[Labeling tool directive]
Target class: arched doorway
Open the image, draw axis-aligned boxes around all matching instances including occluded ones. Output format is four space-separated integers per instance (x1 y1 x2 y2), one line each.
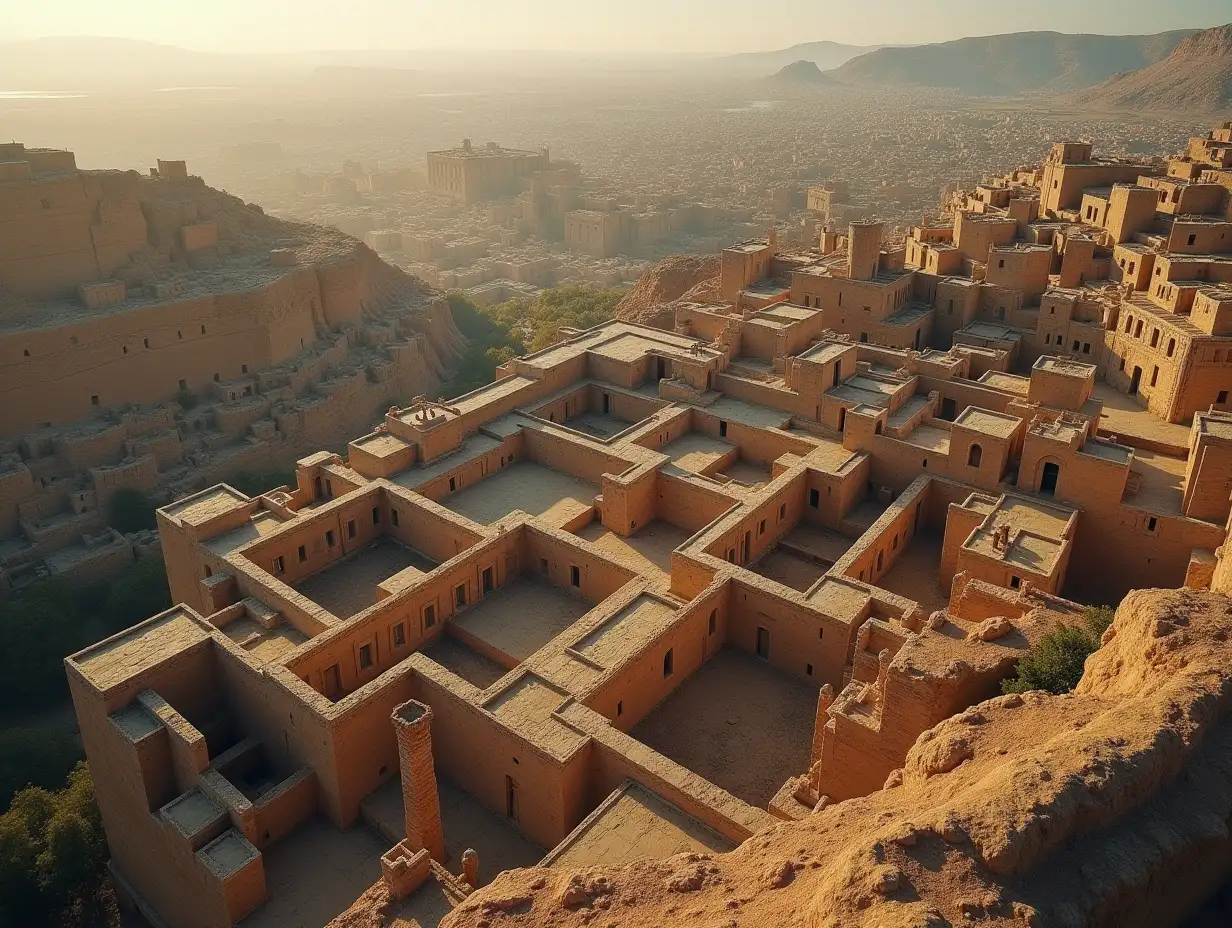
1039 461 1060 496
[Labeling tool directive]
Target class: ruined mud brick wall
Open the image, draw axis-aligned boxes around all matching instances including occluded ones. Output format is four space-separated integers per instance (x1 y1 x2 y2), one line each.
0 167 148 299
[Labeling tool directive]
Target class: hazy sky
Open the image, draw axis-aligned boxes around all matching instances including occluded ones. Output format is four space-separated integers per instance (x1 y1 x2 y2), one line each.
6 0 1231 54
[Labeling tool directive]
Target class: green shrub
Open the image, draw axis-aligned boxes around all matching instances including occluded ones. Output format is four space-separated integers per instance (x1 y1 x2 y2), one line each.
106 487 156 534
1001 605 1115 695
0 557 171 713
225 469 294 498
0 728 82 810
0 763 116 927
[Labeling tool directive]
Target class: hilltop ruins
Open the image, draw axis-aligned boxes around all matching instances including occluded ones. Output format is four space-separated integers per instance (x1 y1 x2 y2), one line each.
64 125 1232 927
0 144 462 590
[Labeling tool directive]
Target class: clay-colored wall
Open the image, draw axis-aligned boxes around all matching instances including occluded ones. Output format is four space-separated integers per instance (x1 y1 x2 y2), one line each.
0 270 320 435
729 578 847 689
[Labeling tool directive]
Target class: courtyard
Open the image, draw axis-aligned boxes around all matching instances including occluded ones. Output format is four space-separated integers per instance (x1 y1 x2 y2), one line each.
444 461 598 526
451 577 593 663
573 519 691 581
874 532 951 615
630 646 817 808
360 775 545 887
294 537 436 619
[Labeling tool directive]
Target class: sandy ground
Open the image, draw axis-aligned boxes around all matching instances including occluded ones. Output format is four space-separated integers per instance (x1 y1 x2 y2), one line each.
444 462 598 527
240 817 389 928
452 578 591 662
717 458 773 487
574 519 690 581
295 538 434 619
874 532 951 615
361 776 544 887
752 548 825 592
1092 382 1192 447
630 647 817 809
566 410 633 439
422 633 510 690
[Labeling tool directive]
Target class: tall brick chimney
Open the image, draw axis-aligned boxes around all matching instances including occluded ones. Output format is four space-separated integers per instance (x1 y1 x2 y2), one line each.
392 700 446 862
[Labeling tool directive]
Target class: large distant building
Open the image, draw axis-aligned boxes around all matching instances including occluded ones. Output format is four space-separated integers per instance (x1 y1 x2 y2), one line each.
426 140 550 204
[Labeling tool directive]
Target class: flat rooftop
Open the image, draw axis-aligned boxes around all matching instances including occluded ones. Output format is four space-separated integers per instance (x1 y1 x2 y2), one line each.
70 607 209 696
955 407 1021 439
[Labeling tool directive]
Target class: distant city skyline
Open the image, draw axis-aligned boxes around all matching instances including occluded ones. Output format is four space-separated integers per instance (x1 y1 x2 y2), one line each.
5 0 1231 55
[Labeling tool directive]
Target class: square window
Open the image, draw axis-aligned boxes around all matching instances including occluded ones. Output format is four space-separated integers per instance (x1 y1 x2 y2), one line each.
806 663 813 676
778 503 786 520
1010 576 1020 589
273 555 285 575
758 519 766 536
325 530 336 547
455 584 467 608
298 545 307 563
424 603 436 627
372 506 380 524
449 477 456 492
663 649 674 678
347 519 356 539
570 565 581 587
809 488 820 508
359 643 373 669
393 623 406 648
91 394 100 406
391 509 400 527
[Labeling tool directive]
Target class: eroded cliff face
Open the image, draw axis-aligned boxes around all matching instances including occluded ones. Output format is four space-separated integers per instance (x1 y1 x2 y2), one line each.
614 254 721 331
442 588 1232 928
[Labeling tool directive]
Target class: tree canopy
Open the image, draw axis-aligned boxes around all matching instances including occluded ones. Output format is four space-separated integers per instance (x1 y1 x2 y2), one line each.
439 287 622 398
1001 605 1115 695
0 763 116 928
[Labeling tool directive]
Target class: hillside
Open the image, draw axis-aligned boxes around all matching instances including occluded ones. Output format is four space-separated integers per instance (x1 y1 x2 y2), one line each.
831 28 1196 93
765 60 838 87
716 40 882 75
614 254 720 330
438 587 1232 928
1074 23 1232 112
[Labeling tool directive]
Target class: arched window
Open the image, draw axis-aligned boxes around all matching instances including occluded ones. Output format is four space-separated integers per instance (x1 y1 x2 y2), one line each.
968 444 983 467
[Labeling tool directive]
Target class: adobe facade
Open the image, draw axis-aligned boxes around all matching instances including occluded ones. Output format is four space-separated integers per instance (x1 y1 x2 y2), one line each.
67 131 1232 928
0 145 463 591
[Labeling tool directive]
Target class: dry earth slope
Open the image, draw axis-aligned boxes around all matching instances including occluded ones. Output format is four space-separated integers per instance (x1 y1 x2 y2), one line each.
614 254 720 331
1074 23 1232 113
442 587 1232 928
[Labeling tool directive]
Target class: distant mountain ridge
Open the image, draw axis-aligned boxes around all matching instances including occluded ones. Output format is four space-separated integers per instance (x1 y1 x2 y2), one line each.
829 29 1198 93
716 40 884 75
1073 23 1232 112
764 60 837 87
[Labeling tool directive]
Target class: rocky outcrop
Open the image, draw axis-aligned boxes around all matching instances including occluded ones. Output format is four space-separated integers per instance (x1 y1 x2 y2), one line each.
1074 23 1232 112
442 587 1232 928
615 254 720 331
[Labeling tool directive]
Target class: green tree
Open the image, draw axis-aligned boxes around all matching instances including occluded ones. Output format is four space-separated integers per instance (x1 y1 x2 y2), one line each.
0 764 116 928
225 469 295 498
0 728 83 810
0 556 172 712
106 488 156 534
1002 605 1116 695
100 556 171 637
0 578 83 709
